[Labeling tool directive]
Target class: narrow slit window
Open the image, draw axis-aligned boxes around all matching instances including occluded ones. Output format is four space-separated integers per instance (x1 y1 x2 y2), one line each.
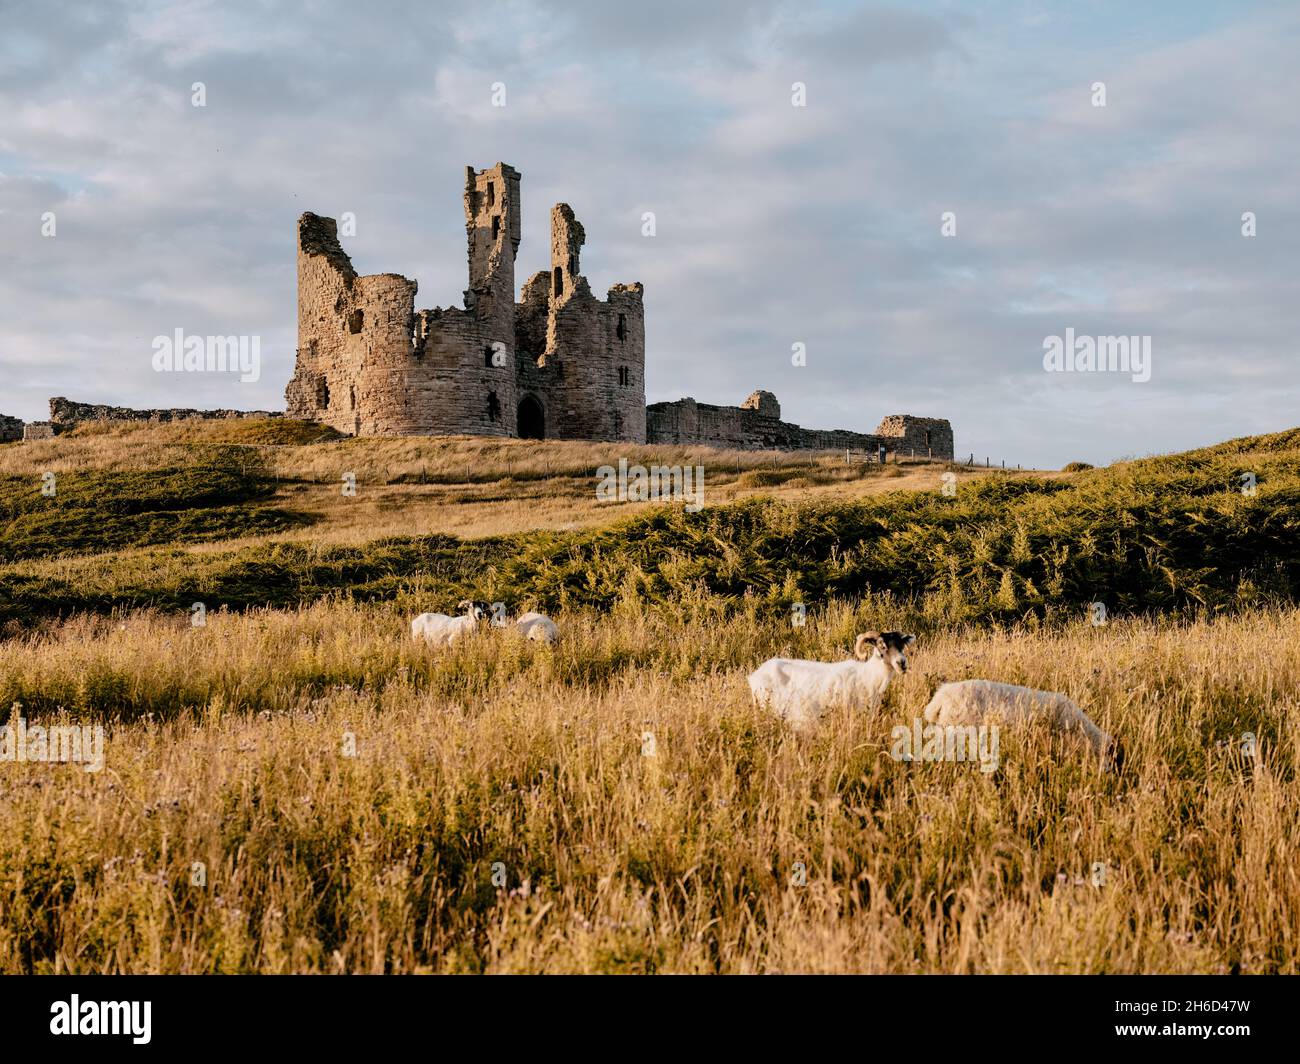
348 310 363 334
487 391 501 422
486 181 495 208
492 216 500 240
616 314 627 341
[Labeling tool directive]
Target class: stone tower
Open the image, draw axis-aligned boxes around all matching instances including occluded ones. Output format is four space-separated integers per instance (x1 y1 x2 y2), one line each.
286 162 647 443
535 203 647 442
286 212 421 436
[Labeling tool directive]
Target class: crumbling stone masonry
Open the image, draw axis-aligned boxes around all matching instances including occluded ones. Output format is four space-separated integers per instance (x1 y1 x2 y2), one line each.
0 414 24 443
285 162 647 442
48 397 280 427
646 391 954 460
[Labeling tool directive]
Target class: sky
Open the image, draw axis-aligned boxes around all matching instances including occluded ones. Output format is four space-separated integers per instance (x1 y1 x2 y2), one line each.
2 0 1298 468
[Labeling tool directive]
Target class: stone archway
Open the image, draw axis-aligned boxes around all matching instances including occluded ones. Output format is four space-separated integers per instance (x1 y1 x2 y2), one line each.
517 394 544 439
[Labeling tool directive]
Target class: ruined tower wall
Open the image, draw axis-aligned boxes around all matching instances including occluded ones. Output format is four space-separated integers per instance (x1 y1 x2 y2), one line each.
406 305 517 437
395 161 522 434
875 415 954 459
285 213 357 432
390 163 523 439
541 280 646 442
514 272 551 361
1 414 26 442
464 164 521 346
287 214 422 436
349 272 421 436
537 201 645 442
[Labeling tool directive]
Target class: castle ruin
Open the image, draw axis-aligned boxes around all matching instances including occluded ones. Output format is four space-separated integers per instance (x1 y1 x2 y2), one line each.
286 162 647 442
283 162 954 460
3 162 953 460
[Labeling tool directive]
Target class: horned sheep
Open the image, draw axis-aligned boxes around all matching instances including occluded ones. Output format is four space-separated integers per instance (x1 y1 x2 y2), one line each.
748 631 914 732
410 600 487 647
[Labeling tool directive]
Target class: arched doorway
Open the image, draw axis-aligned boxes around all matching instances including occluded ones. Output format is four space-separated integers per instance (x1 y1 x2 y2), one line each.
517 394 544 439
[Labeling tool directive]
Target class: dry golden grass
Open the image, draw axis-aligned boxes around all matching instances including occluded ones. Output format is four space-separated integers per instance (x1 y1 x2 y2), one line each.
0 418 1020 542
2 600 1296 973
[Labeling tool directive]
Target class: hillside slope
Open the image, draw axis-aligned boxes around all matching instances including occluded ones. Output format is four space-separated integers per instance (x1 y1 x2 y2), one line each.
1 421 1297 626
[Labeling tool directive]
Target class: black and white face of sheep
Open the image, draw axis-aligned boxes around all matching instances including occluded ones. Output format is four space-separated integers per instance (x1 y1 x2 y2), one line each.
854 631 916 673
457 599 489 623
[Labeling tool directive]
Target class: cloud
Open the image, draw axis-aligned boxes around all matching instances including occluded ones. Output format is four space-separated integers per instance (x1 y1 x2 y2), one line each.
1 0 1297 468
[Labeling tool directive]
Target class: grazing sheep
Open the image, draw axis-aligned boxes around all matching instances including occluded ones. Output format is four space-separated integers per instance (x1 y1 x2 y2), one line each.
922 680 1121 768
514 611 559 644
410 600 487 647
748 631 914 732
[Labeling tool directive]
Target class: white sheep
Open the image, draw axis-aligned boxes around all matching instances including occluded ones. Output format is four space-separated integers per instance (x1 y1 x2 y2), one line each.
514 611 559 644
922 680 1121 767
748 631 914 732
410 600 487 648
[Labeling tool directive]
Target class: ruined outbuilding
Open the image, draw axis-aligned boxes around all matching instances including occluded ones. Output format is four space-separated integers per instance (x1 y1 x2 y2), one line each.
648 391 953 458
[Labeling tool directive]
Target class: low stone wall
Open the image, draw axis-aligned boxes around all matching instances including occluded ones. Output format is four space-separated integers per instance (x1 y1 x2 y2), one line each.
645 390 954 458
23 422 57 441
49 396 282 427
646 396 888 453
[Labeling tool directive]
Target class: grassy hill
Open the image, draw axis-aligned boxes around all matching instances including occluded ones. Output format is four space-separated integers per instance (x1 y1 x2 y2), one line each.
1 420 1297 627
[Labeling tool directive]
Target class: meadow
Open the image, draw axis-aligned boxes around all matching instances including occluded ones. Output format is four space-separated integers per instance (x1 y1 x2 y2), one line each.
0 420 1297 973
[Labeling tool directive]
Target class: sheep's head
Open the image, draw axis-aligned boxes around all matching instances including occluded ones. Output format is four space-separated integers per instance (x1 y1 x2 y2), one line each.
457 599 489 622
854 631 916 673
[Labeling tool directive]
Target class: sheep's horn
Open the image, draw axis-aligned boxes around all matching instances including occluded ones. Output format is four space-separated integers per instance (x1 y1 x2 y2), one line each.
854 632 880 660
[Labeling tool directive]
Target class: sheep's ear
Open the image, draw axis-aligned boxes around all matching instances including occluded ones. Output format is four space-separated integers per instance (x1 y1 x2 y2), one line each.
902 634 916 647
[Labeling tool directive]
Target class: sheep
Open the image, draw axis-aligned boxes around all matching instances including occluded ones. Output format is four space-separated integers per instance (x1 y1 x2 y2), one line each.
748 631 914 732
922 680 1121 768
410 600 487 648
514 611 559 644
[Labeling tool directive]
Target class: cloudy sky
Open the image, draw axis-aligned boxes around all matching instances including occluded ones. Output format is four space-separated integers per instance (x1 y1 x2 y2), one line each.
3 0 1297 467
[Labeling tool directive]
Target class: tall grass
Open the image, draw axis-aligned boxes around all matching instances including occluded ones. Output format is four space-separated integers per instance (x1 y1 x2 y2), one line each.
1 602 1296 973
